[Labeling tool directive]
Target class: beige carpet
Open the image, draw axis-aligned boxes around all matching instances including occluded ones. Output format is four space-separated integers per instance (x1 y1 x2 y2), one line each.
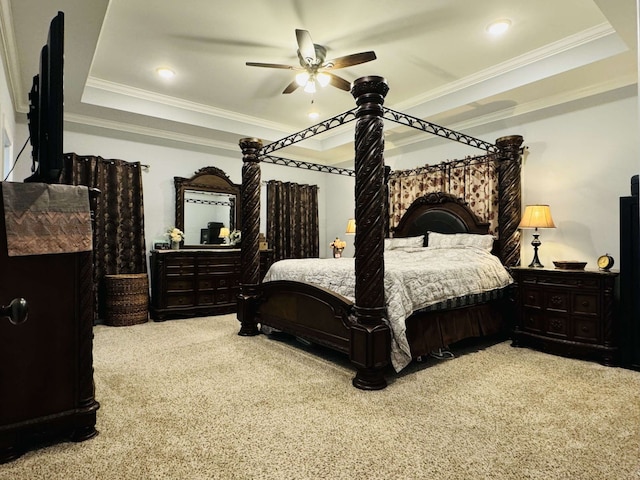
2 314 639 480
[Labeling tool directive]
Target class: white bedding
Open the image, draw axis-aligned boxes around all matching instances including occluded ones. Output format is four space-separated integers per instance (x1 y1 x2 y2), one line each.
262 246 513 371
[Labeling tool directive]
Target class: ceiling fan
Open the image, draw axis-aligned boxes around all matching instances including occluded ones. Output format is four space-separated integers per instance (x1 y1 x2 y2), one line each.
246 29 377 94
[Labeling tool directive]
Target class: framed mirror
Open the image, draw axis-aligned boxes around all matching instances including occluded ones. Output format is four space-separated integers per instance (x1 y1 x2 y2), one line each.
174 166 240 247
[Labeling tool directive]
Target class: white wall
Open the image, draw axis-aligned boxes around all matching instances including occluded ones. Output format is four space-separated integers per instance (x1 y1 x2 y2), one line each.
0 40 16 182
386 87 639 269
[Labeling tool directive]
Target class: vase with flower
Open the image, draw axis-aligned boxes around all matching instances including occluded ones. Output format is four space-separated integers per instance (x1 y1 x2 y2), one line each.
330 237 346 258
168 227 184 250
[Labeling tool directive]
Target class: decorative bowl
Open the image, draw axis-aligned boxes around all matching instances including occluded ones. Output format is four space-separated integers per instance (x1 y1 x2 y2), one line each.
553 260 587 270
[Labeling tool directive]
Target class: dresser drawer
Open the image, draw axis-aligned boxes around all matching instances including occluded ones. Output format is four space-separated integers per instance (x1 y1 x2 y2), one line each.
198 274 240 290
166 275 194 291
165 264 195 275
199 263 238 275
166 292 195 308
164 255 196 267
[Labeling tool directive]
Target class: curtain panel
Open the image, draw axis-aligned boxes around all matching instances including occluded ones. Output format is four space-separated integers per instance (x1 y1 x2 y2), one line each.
388 155 499 236
266 181 319 261
63 153 147 320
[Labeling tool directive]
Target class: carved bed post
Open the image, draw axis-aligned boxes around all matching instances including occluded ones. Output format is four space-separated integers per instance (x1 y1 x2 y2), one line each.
237 137 263 336
495 135 524 267
350 76 391 390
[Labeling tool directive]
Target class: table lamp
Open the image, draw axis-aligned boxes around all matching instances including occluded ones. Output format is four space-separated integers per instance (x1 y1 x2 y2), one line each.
345 218 356 235
218 227 230 244
518 205 556 268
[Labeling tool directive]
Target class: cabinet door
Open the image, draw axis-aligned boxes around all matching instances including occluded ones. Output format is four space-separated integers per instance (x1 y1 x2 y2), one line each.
0 253 79 425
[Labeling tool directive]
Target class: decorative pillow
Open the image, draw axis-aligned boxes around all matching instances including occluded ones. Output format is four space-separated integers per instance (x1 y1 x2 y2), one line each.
427 231 495 252
385 235 425 250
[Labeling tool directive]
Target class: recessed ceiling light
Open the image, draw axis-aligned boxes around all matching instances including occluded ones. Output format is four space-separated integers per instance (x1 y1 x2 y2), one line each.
156 67 175 79
486 19 511 36
308 100 319 120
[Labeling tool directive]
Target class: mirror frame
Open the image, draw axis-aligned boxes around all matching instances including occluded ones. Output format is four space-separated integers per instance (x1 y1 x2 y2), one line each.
174 166 241 248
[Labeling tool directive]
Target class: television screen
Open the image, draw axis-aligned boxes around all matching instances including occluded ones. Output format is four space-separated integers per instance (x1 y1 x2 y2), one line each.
25 11 64 184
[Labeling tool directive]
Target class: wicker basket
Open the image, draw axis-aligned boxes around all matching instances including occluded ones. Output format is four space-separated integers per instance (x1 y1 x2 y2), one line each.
104 273 149 326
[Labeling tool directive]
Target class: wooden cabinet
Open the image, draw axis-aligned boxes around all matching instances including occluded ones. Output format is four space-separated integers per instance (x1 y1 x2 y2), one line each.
150 249 273 320
511 267 619 365
0 186 99 463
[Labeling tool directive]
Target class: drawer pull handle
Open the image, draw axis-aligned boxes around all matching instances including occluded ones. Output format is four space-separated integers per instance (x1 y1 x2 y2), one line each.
581 300 590 307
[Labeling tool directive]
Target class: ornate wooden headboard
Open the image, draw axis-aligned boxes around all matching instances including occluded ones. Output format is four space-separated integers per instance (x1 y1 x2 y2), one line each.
392 192 490 241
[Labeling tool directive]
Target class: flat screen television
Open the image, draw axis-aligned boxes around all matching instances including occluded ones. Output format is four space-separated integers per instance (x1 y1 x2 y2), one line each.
24 11 64 184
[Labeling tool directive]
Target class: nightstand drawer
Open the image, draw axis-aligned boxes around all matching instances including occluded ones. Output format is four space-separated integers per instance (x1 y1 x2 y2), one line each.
545 291 569 312
522 309 544 333
522 287 542 308
573 294 598 315
546 314 568 338
573 317 599 342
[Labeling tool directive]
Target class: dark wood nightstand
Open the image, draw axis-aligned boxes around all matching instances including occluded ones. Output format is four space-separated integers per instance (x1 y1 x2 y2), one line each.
510 266 619 365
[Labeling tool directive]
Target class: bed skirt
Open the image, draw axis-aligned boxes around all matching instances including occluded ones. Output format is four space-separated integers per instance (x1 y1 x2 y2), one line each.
405 300 508 359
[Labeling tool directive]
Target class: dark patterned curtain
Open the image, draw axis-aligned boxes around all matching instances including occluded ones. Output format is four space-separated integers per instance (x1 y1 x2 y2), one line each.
266 181 319 261
388 154 499 235
62 153 147 320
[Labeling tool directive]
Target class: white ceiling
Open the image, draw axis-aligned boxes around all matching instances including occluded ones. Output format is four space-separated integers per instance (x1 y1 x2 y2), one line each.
1 0 637 165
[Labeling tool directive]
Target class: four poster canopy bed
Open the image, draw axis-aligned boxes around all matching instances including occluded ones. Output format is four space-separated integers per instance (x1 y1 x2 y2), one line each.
237 76 524 390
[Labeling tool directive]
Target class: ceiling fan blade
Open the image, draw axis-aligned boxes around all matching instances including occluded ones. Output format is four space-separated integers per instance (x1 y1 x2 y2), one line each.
282 80 300 94
323 51 377 70
295 29 316 65
326 73 351 91
246 62 296 70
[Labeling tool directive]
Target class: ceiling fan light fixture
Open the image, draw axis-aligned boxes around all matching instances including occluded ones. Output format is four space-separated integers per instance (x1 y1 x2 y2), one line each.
316 72 330 87
486 19 511 35
304 80 316 93
295 72 310 87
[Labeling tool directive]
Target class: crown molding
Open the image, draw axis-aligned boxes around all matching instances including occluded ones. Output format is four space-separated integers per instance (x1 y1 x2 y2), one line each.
394 23 621 111
84 76 297 133
64 112 239 153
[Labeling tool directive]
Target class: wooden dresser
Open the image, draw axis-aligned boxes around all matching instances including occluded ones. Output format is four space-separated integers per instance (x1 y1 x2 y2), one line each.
511 267 619 365
150 249 273 320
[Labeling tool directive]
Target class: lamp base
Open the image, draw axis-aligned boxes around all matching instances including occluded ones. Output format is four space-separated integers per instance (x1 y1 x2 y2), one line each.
528 234 544 268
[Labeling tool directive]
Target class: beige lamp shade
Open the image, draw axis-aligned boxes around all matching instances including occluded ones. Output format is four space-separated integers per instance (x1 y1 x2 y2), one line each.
518 205 556 229
218 227 230 238
345 218 356 234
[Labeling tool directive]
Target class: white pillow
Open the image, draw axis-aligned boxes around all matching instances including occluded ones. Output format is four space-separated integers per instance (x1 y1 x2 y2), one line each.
384 235 425 250
427 231 495 252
